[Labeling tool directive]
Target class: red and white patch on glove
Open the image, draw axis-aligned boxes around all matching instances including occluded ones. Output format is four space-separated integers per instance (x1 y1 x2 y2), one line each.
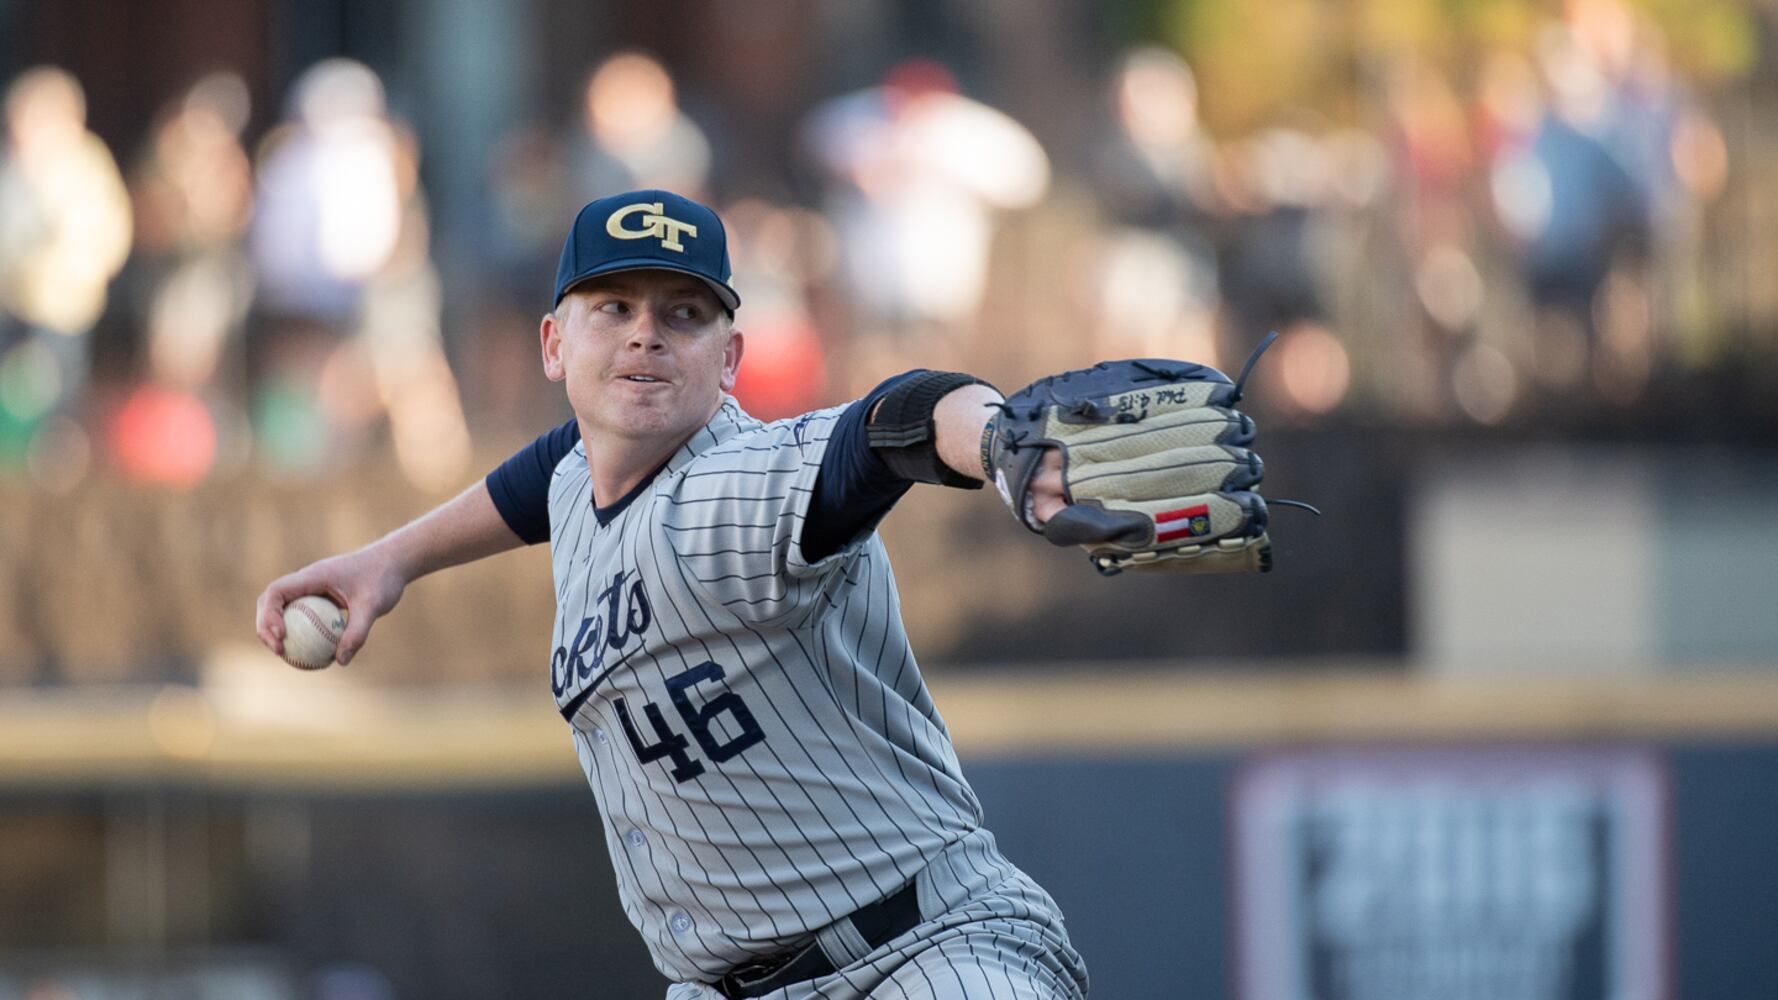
1154 503 1212 543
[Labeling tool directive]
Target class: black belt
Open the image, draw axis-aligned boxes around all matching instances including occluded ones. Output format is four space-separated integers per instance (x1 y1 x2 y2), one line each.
716 881 921 999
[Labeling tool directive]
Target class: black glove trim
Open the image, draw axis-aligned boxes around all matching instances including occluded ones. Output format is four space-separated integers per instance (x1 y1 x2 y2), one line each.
866 370 995 489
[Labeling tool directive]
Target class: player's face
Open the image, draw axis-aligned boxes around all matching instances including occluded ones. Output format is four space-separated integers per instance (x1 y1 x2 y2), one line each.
542 271 742 452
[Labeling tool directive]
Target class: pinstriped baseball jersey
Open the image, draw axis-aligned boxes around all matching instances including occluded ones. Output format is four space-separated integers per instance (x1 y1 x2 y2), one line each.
545 394 986 983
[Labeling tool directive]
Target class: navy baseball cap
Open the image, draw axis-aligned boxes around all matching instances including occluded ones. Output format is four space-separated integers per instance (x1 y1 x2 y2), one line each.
552 189 741 314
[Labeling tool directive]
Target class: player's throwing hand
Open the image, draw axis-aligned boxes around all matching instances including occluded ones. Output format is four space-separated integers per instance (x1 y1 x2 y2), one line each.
254 547 406 666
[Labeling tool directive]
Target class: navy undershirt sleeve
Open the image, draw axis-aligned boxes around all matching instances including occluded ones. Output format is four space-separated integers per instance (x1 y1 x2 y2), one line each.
486 419 581 545
801 371 935 563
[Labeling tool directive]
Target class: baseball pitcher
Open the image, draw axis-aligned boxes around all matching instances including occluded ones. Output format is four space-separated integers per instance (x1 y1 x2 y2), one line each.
255 189 1280 998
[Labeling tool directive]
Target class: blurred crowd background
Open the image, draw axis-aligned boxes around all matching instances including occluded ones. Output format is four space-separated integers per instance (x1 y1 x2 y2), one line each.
4 0 1778 997
2 0 1773 684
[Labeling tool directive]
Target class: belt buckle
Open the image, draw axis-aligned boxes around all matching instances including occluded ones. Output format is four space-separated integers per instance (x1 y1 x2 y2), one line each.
718 946 803 998
724 958 779 983
718 885 917 998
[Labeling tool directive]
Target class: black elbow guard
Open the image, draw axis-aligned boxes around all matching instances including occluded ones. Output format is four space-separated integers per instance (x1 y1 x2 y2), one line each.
866 370 996 489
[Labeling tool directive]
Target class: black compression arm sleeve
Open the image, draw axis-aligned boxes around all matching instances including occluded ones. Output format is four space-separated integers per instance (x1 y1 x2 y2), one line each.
801 373 922 562
486 419 581 545
865 370 993 489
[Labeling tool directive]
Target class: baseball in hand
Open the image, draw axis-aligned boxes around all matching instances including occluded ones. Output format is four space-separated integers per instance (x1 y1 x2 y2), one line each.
281 595 348 670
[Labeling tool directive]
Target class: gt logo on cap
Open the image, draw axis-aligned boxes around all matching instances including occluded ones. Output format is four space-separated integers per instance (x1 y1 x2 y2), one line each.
606 202 698 253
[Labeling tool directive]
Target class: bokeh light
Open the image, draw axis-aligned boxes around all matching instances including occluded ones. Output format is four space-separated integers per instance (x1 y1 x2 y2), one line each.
24 415 90 494
1415 244 1485 332
1492 152 1555 241
109 384 216 487
1452 342 1519 424
251 377 331 476
1671 111 1729 199
587 52 677 148
1115 46 1198 149
0 340 62 423
1275 324 1350 415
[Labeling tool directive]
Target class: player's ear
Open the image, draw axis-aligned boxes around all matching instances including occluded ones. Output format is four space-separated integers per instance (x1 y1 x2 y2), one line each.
540 308 566 382
719 327 744 394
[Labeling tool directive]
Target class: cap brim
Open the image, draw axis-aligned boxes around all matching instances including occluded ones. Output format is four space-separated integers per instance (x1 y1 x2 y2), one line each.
557 258 740 313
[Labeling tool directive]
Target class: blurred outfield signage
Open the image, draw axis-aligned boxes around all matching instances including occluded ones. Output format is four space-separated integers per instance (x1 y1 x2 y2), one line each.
1234 749 1667 1000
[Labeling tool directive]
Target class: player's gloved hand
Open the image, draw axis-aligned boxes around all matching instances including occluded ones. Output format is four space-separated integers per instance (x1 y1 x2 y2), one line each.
981 347 1280 576
254 547 408 665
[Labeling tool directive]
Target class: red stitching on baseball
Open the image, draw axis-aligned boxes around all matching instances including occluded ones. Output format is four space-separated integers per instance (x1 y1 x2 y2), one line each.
289 601 341 666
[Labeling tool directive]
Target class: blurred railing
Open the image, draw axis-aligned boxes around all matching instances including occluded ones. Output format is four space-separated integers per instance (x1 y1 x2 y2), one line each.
0 446 555 688
4 667 1778 788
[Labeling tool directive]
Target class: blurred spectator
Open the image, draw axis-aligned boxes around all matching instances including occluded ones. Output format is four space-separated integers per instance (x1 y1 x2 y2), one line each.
1382 57 1485 420
487 53 711 307
250 59 402 324
464 122 577 439
248 59 470 490
1215 127 1352 415
248 58 400 477
117 72 257 487
130 73 256 391
1491 23 1646 392
1095 47 1221 230
802 60 1050 343
1571 0 1727 394
349 124 474 493
1088 46 1222 366
471 52 714 435
570 51 712 200
485 122 572 306
0 67 132 466
723 198 836 416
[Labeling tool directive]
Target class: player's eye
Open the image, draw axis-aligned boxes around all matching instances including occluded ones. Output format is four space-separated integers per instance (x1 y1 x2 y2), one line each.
669 303 702 322
596 300 629 315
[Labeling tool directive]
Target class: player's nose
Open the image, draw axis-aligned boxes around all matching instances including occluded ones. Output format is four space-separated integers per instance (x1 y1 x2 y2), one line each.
625 310 668 351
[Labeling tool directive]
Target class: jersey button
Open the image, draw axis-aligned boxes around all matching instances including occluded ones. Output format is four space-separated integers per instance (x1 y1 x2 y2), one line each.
593 728 610 745
626 828 645 847
669 912 693 935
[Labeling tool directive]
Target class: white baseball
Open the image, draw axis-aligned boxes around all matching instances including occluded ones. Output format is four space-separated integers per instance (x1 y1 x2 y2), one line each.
281 595 348 670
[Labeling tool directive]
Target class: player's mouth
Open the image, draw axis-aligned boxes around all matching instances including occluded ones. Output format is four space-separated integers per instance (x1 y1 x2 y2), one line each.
616 374 671 385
